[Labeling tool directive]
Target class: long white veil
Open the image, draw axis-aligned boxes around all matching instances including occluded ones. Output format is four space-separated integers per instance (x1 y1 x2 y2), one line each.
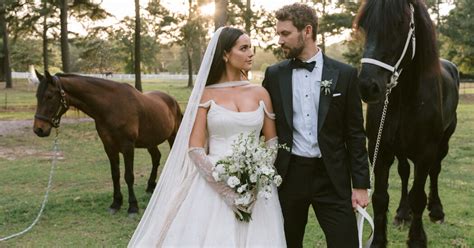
128 27 224 247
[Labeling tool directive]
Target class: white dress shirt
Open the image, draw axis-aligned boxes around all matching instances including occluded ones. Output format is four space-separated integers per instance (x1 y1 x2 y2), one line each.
291 50 323 158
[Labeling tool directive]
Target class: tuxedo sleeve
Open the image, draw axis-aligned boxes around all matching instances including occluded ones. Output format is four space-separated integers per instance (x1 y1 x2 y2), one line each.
344 68 370 189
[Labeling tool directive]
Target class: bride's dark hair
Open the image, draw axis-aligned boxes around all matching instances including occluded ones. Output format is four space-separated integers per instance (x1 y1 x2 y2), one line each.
206 27 245 86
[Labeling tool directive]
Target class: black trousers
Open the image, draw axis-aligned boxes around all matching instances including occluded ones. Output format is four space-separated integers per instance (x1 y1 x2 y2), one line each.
278 155 358 248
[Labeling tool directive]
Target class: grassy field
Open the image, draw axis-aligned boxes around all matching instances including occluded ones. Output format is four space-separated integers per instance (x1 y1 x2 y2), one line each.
0 79 473 247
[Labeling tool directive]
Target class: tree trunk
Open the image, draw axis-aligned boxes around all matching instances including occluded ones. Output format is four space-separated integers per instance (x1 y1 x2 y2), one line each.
245 0 251 34
320 0 326 53
0 0 12 88
214 0 228 30
60 0 70 72
187 48 193 88
134 0 142 92
42 0 49 71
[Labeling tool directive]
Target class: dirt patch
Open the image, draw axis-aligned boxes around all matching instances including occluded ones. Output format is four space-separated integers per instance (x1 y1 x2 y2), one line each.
0 118 92 160
460 94 474 104
0 118 93 137
0 147 65 161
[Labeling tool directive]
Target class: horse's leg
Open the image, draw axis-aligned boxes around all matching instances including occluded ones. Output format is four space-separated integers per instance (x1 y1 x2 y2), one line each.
146 146 161 193
395 156 412 226
371 151 395 248
427 120 455 223
427 155 444 223
122 143 138 215
168 133 176 147
103 146 123 214
407 156 432 248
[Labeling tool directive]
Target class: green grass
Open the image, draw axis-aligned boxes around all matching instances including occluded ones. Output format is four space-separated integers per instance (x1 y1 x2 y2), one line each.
0 79 473 247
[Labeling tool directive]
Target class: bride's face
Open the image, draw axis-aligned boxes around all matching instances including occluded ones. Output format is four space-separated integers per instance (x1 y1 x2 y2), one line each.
224 34 254 72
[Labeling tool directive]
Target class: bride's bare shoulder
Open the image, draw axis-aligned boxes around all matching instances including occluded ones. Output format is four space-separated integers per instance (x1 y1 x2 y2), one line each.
200 88 213 103
245 84 271 99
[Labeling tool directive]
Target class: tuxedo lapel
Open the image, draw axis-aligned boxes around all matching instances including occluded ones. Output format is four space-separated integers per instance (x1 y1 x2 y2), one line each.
278 61 293 129
318 55 339 132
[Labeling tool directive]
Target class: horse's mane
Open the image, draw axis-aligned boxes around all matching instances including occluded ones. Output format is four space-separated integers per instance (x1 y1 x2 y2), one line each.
355 0 440 76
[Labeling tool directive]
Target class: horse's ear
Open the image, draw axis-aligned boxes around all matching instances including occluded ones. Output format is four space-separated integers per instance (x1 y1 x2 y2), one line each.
44 71 55 85
35 70 44 82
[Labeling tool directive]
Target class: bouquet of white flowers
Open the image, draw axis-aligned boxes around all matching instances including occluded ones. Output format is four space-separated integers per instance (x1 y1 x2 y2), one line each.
212 131 287 222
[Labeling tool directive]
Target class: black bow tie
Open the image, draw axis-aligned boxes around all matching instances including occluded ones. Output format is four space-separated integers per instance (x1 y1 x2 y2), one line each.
290 59 316 72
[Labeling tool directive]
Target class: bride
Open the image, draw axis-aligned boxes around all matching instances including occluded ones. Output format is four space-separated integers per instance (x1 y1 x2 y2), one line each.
128 27 286 247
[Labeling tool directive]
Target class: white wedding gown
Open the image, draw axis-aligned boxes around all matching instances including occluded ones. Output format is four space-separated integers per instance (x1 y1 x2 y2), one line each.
160 99 286 247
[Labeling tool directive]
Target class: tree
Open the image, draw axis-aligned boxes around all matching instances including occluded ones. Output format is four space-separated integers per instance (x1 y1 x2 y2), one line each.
0 0 11 88
59 0 70 72
215 0 228 29
440 0 473 76
134 0 142 92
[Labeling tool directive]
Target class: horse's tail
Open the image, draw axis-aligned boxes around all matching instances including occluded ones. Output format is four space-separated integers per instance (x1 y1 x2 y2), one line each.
174 102 183 134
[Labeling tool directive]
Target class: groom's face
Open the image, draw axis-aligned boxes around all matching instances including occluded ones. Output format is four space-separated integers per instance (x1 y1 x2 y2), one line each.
276 20 305 59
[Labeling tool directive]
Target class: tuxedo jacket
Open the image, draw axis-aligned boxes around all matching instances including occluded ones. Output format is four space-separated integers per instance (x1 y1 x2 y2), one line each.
262 54 370 198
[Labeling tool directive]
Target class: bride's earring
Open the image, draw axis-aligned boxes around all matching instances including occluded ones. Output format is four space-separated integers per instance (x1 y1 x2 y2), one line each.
224 57 228 63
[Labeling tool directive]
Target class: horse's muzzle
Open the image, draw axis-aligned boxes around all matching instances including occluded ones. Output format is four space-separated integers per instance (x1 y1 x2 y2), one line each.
33 119 52 137
358 77 383 104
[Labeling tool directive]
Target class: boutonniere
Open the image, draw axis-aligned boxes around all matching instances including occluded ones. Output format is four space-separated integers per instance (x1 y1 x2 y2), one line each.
321 79 333 96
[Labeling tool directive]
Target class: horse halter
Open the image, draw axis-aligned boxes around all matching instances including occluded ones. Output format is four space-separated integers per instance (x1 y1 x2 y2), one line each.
34 76 69 128
361 3 416 90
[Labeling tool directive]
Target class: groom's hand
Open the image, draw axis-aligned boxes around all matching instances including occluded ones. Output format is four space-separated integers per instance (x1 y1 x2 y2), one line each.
352 188 369 209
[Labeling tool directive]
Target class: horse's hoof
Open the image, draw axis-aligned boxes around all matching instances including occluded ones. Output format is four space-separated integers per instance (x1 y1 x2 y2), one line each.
128 207 139 215
146 185 156 193
429 216 444 224
128 212 139 219
407 239 427 248
108 208 120 215
428 206 445 223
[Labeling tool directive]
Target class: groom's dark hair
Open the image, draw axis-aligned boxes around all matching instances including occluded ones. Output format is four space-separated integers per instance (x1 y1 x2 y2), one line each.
206 27 245 86
275 3 318 41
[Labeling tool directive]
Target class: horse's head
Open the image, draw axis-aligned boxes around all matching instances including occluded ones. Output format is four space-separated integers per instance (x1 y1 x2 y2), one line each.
33 71 69 137
356 0 419 103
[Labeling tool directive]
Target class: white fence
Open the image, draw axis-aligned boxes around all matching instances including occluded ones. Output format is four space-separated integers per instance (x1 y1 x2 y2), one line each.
12 71 265 82
12 71 195 81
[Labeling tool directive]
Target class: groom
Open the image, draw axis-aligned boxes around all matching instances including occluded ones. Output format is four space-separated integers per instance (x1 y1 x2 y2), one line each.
262 3 370 248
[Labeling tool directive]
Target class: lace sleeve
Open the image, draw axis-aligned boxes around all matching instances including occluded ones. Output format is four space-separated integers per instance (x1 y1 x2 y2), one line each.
265 137 279 165
188 147 237 206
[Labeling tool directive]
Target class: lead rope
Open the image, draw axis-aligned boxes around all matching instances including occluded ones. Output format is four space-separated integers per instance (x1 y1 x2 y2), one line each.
357 88 392 248
0 129 60 242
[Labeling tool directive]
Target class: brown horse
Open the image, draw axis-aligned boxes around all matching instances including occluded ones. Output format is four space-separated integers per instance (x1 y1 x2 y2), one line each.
33 71 182 215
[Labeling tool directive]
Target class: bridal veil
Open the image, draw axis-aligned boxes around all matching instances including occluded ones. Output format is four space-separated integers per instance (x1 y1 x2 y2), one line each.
128 27 224 247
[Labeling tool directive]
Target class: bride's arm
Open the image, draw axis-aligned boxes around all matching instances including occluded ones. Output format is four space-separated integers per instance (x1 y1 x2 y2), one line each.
188 91 240 208
259 87 277 141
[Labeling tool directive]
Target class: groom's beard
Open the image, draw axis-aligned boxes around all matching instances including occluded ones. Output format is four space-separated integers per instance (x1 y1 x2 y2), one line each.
282 34 305 59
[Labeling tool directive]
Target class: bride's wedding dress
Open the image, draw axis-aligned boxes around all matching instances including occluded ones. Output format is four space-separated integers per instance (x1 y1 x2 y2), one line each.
160 96 286 247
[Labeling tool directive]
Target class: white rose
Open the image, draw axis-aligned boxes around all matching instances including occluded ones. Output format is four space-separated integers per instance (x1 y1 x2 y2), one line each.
273 175 282 186
237 184 247 193
227 176 240 188
249 173 258 183
214 164 226 174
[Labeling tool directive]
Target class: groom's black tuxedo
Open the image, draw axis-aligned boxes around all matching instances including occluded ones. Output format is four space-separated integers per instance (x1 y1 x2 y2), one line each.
263 54 370 248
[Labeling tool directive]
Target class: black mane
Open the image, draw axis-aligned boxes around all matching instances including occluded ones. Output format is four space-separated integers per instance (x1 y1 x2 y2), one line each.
355 0 440 76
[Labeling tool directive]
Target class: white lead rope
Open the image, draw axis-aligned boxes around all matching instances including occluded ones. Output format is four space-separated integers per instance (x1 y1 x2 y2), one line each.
357 205 375 248
0 129 60 242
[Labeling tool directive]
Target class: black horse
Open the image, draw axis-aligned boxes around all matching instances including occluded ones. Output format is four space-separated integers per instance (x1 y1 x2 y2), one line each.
355 0 459 247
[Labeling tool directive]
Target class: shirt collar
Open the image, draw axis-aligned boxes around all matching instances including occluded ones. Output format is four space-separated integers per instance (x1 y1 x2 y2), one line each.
304 48 323 65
